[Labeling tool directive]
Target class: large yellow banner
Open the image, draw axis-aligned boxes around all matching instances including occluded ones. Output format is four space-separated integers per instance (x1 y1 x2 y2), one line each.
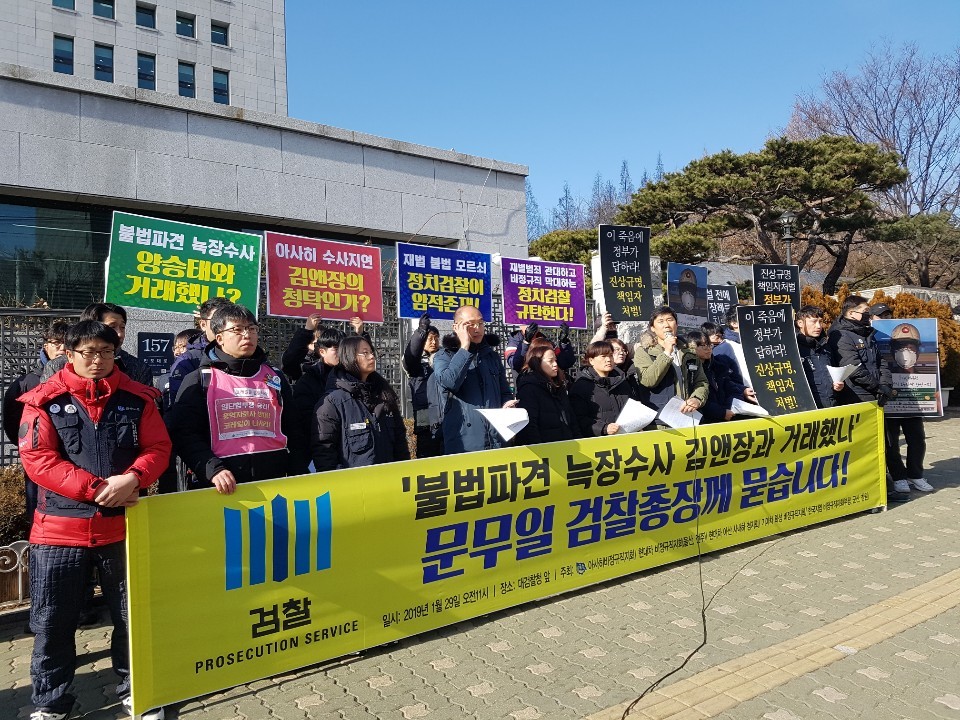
127 403 885 713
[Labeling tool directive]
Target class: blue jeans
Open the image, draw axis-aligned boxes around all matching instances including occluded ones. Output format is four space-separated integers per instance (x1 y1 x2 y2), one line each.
29 542 130 713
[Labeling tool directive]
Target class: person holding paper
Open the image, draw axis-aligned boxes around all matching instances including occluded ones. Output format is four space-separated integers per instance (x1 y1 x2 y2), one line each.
796 305 844 409
311 336 410 471
684 330 754 422
569 341 640 436
433 305 516 452
634 306 709 418
828 295 894 407
710 307 753 387
515 344 581 444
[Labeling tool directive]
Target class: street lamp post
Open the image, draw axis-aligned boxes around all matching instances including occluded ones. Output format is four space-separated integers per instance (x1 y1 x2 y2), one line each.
778 210 797 265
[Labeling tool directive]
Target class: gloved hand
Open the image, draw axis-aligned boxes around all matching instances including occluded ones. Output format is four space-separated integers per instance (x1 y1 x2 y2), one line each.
418 312 431 334
557 322 570 345
877 384 894 407
523 323 539 343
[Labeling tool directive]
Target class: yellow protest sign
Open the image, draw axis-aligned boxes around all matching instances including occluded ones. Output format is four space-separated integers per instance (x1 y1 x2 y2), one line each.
127 403 885 713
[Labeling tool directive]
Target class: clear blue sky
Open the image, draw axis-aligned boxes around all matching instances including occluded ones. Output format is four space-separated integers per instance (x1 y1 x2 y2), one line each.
286 1 960 221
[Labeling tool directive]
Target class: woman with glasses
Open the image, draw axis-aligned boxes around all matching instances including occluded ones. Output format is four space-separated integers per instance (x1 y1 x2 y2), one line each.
165 304 295 493
569 340 641 436
311 336 410 471
683 330 750 422
609 337 643 399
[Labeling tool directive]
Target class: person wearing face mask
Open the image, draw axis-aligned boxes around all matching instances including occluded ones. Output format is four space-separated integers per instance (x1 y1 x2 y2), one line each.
402 312 444 457
633 306 709 419
828 295 894 408
568 341 639 436
880 317 934 495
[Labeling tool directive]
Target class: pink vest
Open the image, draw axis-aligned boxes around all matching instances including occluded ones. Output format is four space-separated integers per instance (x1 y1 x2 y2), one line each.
205 365 287 458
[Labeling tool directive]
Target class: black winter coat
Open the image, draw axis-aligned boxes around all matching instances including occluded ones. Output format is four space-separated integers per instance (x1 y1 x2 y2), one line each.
568 367 635 437
797 332 837 409
827 317 891 404
285 360 335 474
164 344 294 487
311 368 410 471
515 371 580 445
700 356 747 422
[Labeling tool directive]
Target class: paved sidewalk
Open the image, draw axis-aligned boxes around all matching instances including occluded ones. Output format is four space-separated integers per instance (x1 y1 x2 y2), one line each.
3 413 960 720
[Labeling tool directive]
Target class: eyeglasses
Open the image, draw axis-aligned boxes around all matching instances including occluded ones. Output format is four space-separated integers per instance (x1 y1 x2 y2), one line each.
356 350 376 358
461 320 485 330
72 348 116 360
221 325 259 337
44 340 64 347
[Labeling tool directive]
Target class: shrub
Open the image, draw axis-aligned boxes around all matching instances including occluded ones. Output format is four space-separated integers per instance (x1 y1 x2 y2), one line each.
0 464 29 546
801 285 960 389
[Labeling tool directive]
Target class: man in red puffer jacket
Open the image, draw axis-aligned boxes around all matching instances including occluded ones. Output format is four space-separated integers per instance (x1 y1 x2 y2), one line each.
18 320 171 720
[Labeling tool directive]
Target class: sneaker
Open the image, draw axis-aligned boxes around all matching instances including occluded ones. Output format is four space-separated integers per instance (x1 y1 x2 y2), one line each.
121 697 165 720
892 479 911 494
887 487 910 503
908 477 934 492
30 710 70 720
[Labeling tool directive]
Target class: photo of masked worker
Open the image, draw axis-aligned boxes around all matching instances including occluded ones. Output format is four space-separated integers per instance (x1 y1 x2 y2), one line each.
872 317 943 418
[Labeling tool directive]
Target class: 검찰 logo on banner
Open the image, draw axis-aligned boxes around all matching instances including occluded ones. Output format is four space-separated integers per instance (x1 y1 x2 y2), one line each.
223 493 332 591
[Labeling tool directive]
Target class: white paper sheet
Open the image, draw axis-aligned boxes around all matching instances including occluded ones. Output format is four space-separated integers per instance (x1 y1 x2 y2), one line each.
827 364 859 383
615 399 658 434
657 396 702 429
729 341 753 389
477 408 530 442
730 397 769 417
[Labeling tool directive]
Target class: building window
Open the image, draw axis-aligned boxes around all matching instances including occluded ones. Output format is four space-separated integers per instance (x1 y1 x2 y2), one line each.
176 13 196 38
53 35 73 75
52 0 75 9
92 0 114 19
178 62 195 98
94 44 113 82
138 53 156 90
136 4 156 29
213 69 229 105
211 22 229 46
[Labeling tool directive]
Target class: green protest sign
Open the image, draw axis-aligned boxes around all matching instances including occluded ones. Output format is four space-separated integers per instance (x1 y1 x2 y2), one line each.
105 212 262 314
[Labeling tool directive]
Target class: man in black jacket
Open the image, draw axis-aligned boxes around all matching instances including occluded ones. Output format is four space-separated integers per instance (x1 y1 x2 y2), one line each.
828 296 905 503
165 304 294 493
827 296 893 406
796 305 844 409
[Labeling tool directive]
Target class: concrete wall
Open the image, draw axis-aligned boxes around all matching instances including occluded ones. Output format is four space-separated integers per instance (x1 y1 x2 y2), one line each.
0 68 529 259
0 0 287 115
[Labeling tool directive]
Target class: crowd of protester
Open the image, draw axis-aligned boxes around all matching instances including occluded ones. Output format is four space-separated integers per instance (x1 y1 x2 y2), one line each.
1 292 935 720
